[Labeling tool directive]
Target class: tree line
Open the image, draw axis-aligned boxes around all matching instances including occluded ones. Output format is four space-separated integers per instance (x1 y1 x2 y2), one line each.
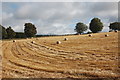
0 17 120 39
0 23 37 39
75 18 120 34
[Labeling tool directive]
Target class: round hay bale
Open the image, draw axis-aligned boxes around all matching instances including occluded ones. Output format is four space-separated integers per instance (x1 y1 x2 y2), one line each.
31 41 35 43
64 38 68 41
13 40 16 42
105 34 109 37
114 30 118 33
88 34 92 37
56 41 61 44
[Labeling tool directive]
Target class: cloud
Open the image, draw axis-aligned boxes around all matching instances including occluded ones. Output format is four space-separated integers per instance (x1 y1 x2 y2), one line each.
2 0 120 2
2 2 118 34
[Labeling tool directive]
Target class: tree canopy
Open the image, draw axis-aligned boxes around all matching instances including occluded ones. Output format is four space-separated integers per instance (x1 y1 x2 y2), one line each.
24 23 37 37
89 18 103 33
0 25 8 39
6 26 16 39
109 22 120 31
75 22 88 34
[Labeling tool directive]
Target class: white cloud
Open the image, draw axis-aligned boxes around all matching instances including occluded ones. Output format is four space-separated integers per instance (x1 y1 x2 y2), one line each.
2 12 13 21
2 0 120 2
2 2 118 34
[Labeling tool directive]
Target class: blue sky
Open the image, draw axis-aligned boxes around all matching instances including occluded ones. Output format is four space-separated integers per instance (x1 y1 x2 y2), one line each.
1 2 118 34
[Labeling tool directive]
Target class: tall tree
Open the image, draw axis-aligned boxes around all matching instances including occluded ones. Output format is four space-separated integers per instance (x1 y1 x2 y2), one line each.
109 22 120 31
6 26 16 39
24 23 37 37
0 25 8 39
89 18 103 33
75 22 88 34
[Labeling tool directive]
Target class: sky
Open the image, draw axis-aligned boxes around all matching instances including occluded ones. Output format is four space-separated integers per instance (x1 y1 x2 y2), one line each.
1 0 119 35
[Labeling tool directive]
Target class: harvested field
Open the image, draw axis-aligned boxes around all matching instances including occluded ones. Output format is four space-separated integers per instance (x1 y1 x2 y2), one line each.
1 32 120 79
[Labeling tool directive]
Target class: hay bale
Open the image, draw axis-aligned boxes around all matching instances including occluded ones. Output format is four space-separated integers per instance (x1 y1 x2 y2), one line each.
56 41 61 44
114 30 118 32
105 34 109 37
31 41 35 43
13 40 16 42
88 34 92 37
64 38 68 41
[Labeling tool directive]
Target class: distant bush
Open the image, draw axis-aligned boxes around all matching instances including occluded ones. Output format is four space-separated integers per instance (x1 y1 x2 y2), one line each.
15 32 26 38
87 31 92 34
109 22 120 31
109 29 114 32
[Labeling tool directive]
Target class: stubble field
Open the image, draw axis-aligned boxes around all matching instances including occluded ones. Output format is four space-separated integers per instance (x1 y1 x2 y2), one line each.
0 32 120 79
